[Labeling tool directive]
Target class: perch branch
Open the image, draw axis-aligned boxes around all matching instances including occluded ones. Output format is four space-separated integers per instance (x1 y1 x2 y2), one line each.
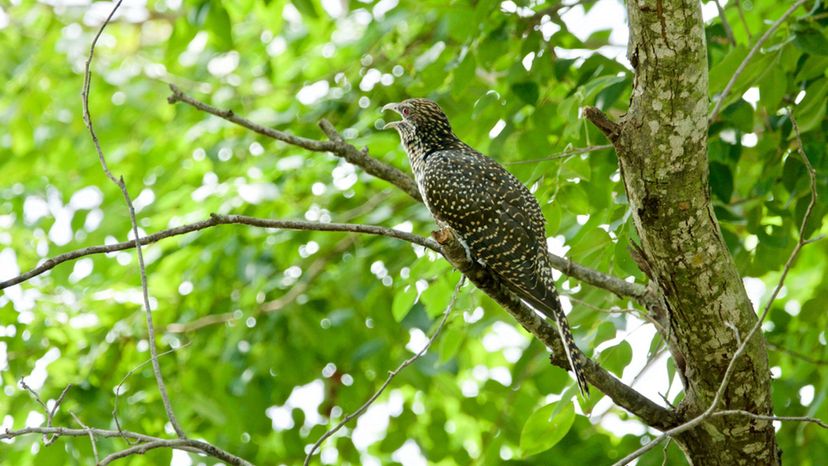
166 86 653 306
167 84 422 201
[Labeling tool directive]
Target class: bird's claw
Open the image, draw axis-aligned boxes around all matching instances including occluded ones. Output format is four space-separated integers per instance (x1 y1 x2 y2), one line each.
431 227 454 245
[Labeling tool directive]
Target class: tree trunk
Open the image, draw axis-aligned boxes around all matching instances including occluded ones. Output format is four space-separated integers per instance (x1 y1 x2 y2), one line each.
608 0 778 463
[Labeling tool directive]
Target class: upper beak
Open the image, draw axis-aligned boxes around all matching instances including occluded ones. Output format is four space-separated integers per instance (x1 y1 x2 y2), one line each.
381 102 401 130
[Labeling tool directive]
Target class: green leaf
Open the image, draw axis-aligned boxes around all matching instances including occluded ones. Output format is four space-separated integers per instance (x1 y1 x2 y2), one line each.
722 99 754 132
511 81 540 105
760 66 787 112
793 26 828 56
794 78 828 134
206 2 234 50
520 401 576 456
599 340 632 377
420 276 454 317
392 284 418 322
709 161 734 202
292 0 319 18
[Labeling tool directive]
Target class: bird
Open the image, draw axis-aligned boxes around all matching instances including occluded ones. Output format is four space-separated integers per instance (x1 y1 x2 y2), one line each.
382 98 589 397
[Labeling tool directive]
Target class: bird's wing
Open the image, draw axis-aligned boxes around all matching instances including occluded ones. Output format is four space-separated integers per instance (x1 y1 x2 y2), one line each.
421 149 543 275
422 149 590 397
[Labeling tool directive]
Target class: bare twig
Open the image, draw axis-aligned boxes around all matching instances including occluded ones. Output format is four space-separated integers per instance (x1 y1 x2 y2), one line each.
113 344 190 442
167 84 422 201
712 0 736 45
304 276 466 465
81 0 185 439
767 341 828 366
2 213 650 308
734 0 752 40
505 144 613 165
0 215 437 290
0 427 252 466
712 410 828 429
611 106 819 466
19 380 72 445
69 412 99 463
709 0 807 123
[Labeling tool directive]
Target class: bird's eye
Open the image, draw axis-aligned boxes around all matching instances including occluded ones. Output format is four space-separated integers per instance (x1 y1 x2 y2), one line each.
401 107 411 116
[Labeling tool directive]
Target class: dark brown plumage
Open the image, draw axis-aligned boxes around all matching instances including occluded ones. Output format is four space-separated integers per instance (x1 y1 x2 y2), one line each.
383 98 589 397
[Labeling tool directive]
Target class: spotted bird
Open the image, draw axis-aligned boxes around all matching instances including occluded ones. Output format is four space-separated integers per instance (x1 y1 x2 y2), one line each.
383 98 589 397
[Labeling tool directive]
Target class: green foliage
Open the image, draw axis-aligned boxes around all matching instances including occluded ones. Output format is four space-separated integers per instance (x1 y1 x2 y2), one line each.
519 399 575 456
0 1 826 465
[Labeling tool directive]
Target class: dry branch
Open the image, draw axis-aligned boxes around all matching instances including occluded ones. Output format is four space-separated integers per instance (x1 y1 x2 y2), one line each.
0 427 252 466
81 0 185 440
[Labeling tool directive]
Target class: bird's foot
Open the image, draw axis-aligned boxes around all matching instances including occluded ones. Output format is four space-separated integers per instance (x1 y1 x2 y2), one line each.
431 227 454 245
432 228 475 264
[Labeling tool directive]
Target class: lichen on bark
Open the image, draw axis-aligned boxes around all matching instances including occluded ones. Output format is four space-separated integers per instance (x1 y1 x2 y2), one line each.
598 0 779 463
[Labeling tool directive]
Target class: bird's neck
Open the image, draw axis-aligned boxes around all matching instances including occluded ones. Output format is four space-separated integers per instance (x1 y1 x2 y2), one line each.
403 133 466 165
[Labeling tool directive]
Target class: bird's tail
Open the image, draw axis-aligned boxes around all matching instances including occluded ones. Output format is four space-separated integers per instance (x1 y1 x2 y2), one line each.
502 278 590 398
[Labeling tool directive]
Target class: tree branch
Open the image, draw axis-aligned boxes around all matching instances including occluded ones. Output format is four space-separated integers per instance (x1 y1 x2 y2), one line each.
2 212 649 309
436 230 678 430
82 0 185 439
582 107 621 143
0 214 437 290
0 427 252 466
504 144 613 165
709 0 808 123
304 276 465 465
712 410 828 429
167 84 422 201
165 85 652 306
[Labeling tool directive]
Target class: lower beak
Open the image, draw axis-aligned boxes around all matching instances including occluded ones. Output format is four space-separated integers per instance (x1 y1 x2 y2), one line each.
382 102 401 130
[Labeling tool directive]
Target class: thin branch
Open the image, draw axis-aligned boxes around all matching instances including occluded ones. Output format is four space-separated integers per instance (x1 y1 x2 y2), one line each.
582 107 621 143
505 144 613 165
98 438 252 466
712 0 736 45
611 106 819 466
167 84 422 201
0 215 437 290
82 0 185 439
0 427 252 466
2 212 649 309
304 276 466 466
113 344 190 443
709 0 807 123
19 380 72 445
712 410 828 429
69 412 100 463
166 237 356 333
734 0 752 40
767 341 828 366
164 86 654 307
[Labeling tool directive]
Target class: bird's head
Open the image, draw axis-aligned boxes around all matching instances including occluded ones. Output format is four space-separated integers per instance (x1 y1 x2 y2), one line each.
382 99 457 153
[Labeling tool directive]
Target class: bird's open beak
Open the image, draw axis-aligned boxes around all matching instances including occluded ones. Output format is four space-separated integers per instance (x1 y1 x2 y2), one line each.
381 102 401 130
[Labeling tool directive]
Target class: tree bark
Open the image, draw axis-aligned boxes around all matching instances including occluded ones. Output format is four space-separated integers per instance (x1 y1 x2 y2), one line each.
593 0 778 463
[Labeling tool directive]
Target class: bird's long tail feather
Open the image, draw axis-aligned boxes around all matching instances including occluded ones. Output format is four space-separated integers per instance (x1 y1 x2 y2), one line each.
501 278 590 398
